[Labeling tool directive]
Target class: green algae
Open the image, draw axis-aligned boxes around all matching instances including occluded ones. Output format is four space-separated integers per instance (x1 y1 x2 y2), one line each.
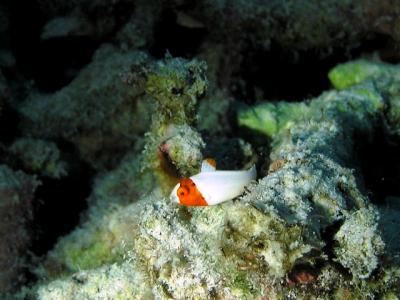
45 228 125 277
328 59 400 137
238 102 310 138
144 57 207 125
328 59 385 90
231 272 253 294
65 235 122 272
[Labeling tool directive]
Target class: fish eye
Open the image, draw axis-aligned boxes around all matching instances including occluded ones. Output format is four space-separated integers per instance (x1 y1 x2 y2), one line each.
177 187 187 197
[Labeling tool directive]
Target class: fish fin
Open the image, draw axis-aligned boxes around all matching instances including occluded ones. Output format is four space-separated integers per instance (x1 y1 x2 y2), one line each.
201 158 217 172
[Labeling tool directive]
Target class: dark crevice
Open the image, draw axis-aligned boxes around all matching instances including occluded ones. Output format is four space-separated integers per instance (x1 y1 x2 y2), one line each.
356 124 400 204
233 34 397 103
7 0 136 93
203 137 254 170
24 37 99 92
321 220 351 276
9 0 100 92
235 46 335 103
0 103 21 144
149 9 207 59
321 220 343 260
30 158 93 256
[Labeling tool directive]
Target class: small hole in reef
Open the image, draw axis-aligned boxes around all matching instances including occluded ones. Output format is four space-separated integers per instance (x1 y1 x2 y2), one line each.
356 124 400 204
149 8 207 58
30 146 94 257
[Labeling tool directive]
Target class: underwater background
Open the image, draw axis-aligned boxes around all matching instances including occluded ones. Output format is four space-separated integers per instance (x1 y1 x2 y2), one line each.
0 0 400 299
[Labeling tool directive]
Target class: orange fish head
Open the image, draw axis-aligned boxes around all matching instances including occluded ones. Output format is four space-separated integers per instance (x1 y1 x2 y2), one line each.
177 185 189 198
175 178 208 206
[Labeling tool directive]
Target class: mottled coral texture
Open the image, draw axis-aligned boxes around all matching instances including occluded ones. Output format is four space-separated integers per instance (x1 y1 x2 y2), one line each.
18 45 153 170
34 61 400 299
1 0 400 299
0 166 39 297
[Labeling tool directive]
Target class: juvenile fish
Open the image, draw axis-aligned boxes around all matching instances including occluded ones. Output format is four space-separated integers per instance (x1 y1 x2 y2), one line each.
170 159 256 206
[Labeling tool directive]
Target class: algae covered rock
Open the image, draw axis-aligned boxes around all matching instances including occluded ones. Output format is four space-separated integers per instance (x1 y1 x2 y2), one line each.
143 55 208 125
334 207 384 279
37 262 153 300
18 45 153 170
197 91 233 136
34 64 399 299
186 1 400 53
35 55 210 287
161 124 205 176
2 0 400 298
137 55 208 188
239 83 385 281
8 138 67 178
37 195 292 299
37 0 136 42
238 101 310 138
328 59 392 90
328 59 400 137
0 165 40 296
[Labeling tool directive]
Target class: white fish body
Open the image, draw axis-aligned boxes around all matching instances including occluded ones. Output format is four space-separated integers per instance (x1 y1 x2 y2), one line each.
170 160 256 206
192 166 256 205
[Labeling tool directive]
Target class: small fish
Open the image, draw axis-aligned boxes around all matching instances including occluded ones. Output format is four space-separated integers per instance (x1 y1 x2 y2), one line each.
170 159 257 206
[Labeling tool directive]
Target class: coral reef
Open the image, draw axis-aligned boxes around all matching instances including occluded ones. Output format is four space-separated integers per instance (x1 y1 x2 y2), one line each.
137 55 208 189
33 55 209 282
18 45 153 170
34 0 400 54
329 59 400 137
334 208 384 279
7 138 67 178
0 165 40 297
25 0 400 100
238 82 385 281
33 65 400 298
1 1 400 299
37 0 135 41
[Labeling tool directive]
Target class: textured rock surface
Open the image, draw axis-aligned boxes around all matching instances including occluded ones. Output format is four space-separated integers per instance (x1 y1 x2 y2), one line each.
239 82 385 281
0 165 40 297
32 64 400 298
329 59 400 137
8 138 67 178
18 45 152 170
334 208 384 279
